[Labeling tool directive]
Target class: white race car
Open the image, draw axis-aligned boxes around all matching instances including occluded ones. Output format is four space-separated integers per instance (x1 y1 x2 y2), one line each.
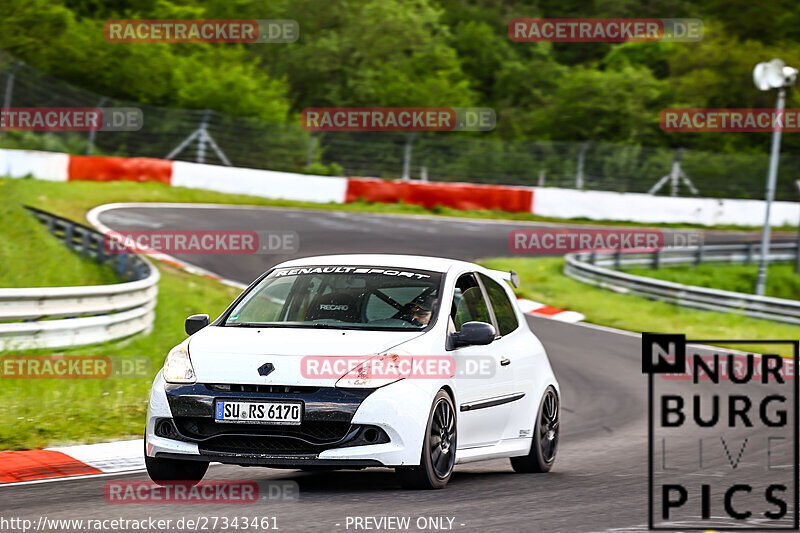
145 254 560 489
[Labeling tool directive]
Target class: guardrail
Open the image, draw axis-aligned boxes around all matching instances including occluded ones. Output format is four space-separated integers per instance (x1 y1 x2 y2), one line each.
0 207 159 350
564 242 800 325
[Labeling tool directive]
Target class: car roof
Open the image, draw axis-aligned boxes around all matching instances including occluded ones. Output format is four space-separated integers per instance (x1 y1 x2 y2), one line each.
273 254 478 274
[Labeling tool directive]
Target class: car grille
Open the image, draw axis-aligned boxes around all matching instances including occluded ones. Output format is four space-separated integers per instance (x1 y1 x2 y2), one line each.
172 417 351 443
205 384 320 394
157 419 390 456
199 435 324 455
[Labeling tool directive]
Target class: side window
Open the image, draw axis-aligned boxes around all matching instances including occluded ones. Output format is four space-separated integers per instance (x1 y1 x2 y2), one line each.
479 274 519 336
451 274 491 331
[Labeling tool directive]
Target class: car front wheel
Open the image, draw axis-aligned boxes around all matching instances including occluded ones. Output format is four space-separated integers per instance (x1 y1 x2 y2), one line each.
396 390 457 489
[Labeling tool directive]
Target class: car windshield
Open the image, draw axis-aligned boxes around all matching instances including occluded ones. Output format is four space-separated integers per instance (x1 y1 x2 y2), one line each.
224 265 443 330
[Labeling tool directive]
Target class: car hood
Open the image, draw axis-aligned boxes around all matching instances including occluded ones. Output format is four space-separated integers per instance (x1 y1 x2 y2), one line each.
186 326 425 385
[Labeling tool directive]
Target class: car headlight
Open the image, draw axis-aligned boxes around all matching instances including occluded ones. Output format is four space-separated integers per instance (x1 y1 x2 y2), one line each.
335 351 412 389
163 343 196 384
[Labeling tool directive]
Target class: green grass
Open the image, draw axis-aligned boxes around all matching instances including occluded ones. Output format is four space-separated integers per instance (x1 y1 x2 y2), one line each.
624 262 800 301
478 257 800 358
0 181 119 287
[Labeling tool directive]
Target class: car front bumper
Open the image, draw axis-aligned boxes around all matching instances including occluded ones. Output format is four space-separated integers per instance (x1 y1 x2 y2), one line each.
145 371 431 467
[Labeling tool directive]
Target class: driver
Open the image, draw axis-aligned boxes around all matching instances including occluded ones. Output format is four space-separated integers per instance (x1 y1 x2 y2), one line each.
402 294 436 327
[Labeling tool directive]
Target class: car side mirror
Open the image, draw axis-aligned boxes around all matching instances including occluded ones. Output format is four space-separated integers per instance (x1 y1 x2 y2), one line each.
450 321 496 348
185 314 210 335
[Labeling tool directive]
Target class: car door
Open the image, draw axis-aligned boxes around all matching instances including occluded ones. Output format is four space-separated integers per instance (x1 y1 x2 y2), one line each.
450 272 516 449
478 273 534 443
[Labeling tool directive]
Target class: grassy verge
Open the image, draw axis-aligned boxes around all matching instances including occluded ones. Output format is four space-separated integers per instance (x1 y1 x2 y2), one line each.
478 257 800 358
624 262 800 300
0 181 119 287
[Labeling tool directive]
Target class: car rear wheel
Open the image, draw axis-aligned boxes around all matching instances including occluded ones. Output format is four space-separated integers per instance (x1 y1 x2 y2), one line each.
510 386 559 473
396 390 456 489
145 451 209 486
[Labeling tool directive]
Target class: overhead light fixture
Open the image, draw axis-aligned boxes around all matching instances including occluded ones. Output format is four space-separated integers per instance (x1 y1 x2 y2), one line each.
754 58 798 91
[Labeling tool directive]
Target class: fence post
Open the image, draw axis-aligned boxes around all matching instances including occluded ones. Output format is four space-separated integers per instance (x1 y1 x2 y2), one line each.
196 109 211 163
0 62 23 140
401 132 416 181
614 250 621 270
81 228 90 256
575 141 589 189
795 180 800 274
796 225 800 274
538 169 545 187
652 249 661 270
64 223 75 251
694 242 703 267
305 132 315 168
86 96 108 155
116 253 128 279
746 243 755 265
95 233 106 264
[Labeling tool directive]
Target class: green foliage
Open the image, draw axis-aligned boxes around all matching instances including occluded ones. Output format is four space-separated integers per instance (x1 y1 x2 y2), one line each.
0 0 291 120
2 0 800 158
302 161 344 176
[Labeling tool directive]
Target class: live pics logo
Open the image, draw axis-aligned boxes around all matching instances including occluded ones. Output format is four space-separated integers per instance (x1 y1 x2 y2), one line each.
643 333 799 530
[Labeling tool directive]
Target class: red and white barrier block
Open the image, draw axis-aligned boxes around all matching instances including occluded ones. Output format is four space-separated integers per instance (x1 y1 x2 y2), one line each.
4 147 798 226
0 149 534 212
0 439 143 484
517 298 585 323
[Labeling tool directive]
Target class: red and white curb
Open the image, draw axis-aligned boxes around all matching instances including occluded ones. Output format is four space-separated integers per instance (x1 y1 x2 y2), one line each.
517 298 585 323
0 439 143 485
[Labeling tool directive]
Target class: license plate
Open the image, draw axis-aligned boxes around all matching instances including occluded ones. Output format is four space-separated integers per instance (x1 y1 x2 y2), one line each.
214 400 303 425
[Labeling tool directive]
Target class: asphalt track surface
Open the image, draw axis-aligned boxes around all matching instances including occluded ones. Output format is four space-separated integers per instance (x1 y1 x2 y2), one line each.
2 205 795 533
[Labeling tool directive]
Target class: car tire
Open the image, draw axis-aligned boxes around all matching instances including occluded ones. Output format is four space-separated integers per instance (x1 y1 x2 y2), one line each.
510 386 559 473
396 389 457 490
145 446 209 486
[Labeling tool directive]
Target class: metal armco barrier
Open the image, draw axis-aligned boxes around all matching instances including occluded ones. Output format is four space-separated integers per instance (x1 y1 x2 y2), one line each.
564 242 800 324
0 207 159 349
